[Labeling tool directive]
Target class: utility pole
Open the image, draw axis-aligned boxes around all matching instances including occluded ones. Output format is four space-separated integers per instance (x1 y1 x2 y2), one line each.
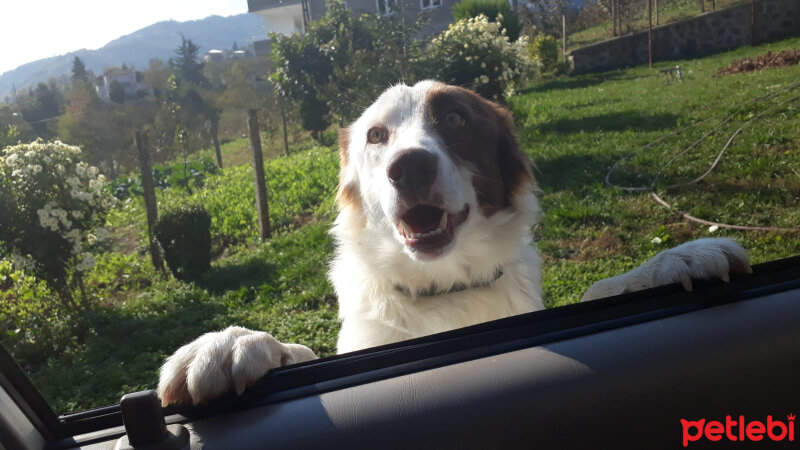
247 109 271 240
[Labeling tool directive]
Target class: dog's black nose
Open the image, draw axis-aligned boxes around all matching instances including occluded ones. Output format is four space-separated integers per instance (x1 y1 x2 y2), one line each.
388 150 438 198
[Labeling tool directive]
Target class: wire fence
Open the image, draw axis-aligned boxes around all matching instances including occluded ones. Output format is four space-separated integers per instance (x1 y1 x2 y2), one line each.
566 0 752 51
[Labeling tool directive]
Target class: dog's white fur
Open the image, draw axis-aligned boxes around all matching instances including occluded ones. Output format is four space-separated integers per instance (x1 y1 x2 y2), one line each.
157 81 750 406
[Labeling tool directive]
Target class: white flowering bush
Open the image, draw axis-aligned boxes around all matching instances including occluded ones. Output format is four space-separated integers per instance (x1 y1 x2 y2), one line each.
0 140 116 308
417 14 537 100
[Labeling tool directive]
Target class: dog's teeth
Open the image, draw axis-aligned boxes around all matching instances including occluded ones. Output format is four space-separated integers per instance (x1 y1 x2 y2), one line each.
399 220 412 237
440 213 448 230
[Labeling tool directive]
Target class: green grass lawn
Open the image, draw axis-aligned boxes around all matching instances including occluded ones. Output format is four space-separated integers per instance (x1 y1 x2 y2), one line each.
3 36 800 413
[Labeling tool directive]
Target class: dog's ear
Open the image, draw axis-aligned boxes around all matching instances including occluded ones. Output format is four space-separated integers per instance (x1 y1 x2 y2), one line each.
460 89 535 212
426 84 534 215
336 126 363 211
489 102 535 203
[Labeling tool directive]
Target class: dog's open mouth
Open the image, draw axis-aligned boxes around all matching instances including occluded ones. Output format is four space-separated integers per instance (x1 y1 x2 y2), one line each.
396 204 470 257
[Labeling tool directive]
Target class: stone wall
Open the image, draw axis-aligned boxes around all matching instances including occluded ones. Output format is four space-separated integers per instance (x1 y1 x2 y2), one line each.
570 0 800 74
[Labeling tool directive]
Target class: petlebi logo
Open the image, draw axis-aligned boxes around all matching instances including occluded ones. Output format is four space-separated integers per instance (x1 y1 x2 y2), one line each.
681 414 796 447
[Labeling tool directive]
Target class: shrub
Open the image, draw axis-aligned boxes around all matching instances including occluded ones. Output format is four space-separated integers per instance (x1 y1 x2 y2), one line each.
0 140 116 308
529 34 561 75
154 205 212 281
452 0 522 42
418 14 536 100
271 2 425 134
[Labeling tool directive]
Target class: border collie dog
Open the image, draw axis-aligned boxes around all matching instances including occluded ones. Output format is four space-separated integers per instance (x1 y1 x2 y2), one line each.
158 81 751 406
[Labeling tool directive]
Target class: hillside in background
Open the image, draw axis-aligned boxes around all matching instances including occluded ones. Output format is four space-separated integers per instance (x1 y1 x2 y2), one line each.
0 13 264 99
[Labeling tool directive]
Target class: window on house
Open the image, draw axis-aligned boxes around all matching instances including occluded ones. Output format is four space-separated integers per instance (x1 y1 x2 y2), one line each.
377 0 397 15
420 0 441 9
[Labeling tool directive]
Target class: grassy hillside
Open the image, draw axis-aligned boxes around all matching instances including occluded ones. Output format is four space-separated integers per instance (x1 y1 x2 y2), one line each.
512 37 800 305
3 36 799 413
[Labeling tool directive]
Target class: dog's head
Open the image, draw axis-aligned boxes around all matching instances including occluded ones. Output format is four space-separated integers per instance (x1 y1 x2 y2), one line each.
336 81 535 262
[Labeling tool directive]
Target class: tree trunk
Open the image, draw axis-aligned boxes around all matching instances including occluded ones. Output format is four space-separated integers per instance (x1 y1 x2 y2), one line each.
280 99 290 157
134 131 167 277
247 110 272 240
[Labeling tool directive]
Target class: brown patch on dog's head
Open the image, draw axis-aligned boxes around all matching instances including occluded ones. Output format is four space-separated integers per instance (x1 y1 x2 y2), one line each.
425 85 534 216
335 126 363 211
336 182 363 211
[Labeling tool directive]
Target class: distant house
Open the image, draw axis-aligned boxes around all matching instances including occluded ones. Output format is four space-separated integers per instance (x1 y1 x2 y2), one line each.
95 68 154 102
204 49 226 62
203 49 250 62
247 0 460 56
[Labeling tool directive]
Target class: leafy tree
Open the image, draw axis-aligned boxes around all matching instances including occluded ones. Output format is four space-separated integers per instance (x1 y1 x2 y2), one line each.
108 80 126 103
271 2 426 137
0 124 19 149
452 0 523 41
17 82 62 138
0 106 33 146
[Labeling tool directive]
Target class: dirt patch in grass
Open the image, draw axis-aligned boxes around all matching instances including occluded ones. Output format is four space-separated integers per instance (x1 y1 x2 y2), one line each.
715 49 800 76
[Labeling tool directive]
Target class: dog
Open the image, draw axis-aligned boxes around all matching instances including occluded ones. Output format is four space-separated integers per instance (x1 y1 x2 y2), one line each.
157 81 751 406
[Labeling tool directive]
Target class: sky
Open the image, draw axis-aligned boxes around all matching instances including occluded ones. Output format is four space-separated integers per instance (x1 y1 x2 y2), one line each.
0 0 248 75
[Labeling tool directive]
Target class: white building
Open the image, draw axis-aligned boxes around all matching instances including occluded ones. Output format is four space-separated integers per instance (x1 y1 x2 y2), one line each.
95 68 154 103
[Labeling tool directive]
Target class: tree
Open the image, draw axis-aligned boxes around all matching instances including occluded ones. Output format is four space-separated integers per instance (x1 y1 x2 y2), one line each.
109 80 126 103
71 57 90 86
17 82 62 138
271 2 425 137
170 36 206 86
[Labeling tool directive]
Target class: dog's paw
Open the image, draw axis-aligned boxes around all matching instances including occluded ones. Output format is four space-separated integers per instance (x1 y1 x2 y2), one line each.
582 238 751 301
157 326 317 406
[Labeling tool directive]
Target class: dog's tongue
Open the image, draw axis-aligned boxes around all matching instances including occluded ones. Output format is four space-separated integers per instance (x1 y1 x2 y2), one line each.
403 205 444 233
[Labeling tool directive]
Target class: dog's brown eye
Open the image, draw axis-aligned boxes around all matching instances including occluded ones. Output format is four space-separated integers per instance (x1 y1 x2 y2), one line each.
445 112 465 127
367 126 387 144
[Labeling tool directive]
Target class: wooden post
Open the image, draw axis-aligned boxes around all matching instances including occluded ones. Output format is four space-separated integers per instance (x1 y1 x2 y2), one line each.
712 0 715 11
699 0 705 13
247 109 271 240
648 0 653 69
134 131 166 276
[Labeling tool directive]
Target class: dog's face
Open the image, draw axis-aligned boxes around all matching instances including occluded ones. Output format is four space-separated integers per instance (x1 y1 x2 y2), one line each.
337 81 534 261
